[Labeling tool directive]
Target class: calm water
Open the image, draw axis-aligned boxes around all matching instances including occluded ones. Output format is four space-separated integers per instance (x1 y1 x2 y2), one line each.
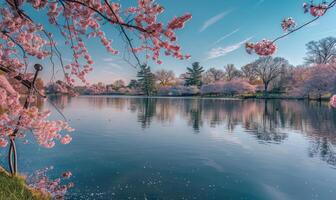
1 96 336 200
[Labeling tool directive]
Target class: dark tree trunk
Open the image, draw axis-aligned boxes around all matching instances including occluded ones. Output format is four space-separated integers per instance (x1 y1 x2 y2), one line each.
264 82 269 97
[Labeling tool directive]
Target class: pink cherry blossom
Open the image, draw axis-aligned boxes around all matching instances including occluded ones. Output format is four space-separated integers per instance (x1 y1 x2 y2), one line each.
254 40 277 56
330 95 336 108
245 40 277 56
303 1 328 17
27 167 74 199
281 17 296 31
0 138 8 147
60 134 72 145
62 171 72 179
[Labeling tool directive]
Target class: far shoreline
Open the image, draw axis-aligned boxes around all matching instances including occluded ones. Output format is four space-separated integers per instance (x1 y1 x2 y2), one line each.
49 93 332 102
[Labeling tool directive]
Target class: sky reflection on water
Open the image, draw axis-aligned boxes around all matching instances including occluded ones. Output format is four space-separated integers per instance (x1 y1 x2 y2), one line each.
1 96 336 200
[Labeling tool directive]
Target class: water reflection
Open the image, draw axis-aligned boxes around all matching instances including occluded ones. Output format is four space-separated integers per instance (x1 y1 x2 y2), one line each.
309 138 336 167
51 96 336 167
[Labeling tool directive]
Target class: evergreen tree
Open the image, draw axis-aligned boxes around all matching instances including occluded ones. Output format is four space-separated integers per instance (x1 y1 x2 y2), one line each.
127 79 139 89
185 62 205 87
137 64 155 96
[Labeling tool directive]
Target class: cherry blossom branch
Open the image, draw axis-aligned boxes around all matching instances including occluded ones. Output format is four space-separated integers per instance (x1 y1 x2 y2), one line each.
273 0 336 43
59 0 143 66
1 30 27 59
6 0 34 21
61 0 150 33
0 65 32 88
246 0 336 56
2 4 67 83
272 17 321 43
103 0 142 66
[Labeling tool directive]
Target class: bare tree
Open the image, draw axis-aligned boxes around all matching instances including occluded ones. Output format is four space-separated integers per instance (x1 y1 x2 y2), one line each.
155 69 176 86
297 65 336 100
305 37 336 64
224 64 241 81
252 57 289 94
113 80 126 90
270 64 294 93
241 64 257 82
203 68 225 84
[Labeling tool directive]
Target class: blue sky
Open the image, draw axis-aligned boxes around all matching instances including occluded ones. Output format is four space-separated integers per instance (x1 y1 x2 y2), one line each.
31 0 336 83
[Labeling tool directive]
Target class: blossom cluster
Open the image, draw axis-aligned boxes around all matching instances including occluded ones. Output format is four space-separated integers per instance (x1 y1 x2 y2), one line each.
245 40 277 56
330 95 336 108
0 75 74 148
27 166 74 199
125 0 192 64
246 1 332 57
281 17 296 32
0 8 50 74
303 2 328 17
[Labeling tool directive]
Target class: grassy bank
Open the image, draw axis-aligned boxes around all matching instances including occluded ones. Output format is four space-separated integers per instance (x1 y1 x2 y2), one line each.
0 167 50 200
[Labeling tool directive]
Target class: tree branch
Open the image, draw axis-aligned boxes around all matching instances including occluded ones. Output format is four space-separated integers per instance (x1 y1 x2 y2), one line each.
272 0 336 43
0 65 32 88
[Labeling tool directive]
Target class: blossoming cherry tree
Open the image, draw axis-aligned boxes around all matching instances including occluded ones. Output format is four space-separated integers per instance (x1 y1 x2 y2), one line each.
0 0 191 176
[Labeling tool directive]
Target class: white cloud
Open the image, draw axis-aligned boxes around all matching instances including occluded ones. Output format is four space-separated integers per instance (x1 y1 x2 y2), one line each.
213 28 240 45
102 57 124 62
207 37 252 59
200 11 231 32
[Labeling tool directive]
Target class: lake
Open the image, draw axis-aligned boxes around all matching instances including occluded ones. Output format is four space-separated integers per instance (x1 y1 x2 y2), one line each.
1 96 336 199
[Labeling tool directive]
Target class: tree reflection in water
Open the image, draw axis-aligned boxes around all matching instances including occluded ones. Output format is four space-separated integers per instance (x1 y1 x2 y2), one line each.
49 96 336 167
135 98 157 129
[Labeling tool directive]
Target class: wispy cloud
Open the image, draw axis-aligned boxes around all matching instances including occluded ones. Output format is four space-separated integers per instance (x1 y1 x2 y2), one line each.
102 56 126 62
102 58 115 62
107 63 122 69
62 58 72 62
213 28 240 45
207 37 252 59
200 11 231 32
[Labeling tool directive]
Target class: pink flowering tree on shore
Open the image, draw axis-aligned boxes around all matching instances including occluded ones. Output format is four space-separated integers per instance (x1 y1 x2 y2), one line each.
200 79 255 96
245 0 336 107
0 0 191 177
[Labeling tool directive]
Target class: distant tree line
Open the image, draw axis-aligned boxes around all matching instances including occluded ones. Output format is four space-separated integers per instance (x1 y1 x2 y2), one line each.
47 36 336 100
